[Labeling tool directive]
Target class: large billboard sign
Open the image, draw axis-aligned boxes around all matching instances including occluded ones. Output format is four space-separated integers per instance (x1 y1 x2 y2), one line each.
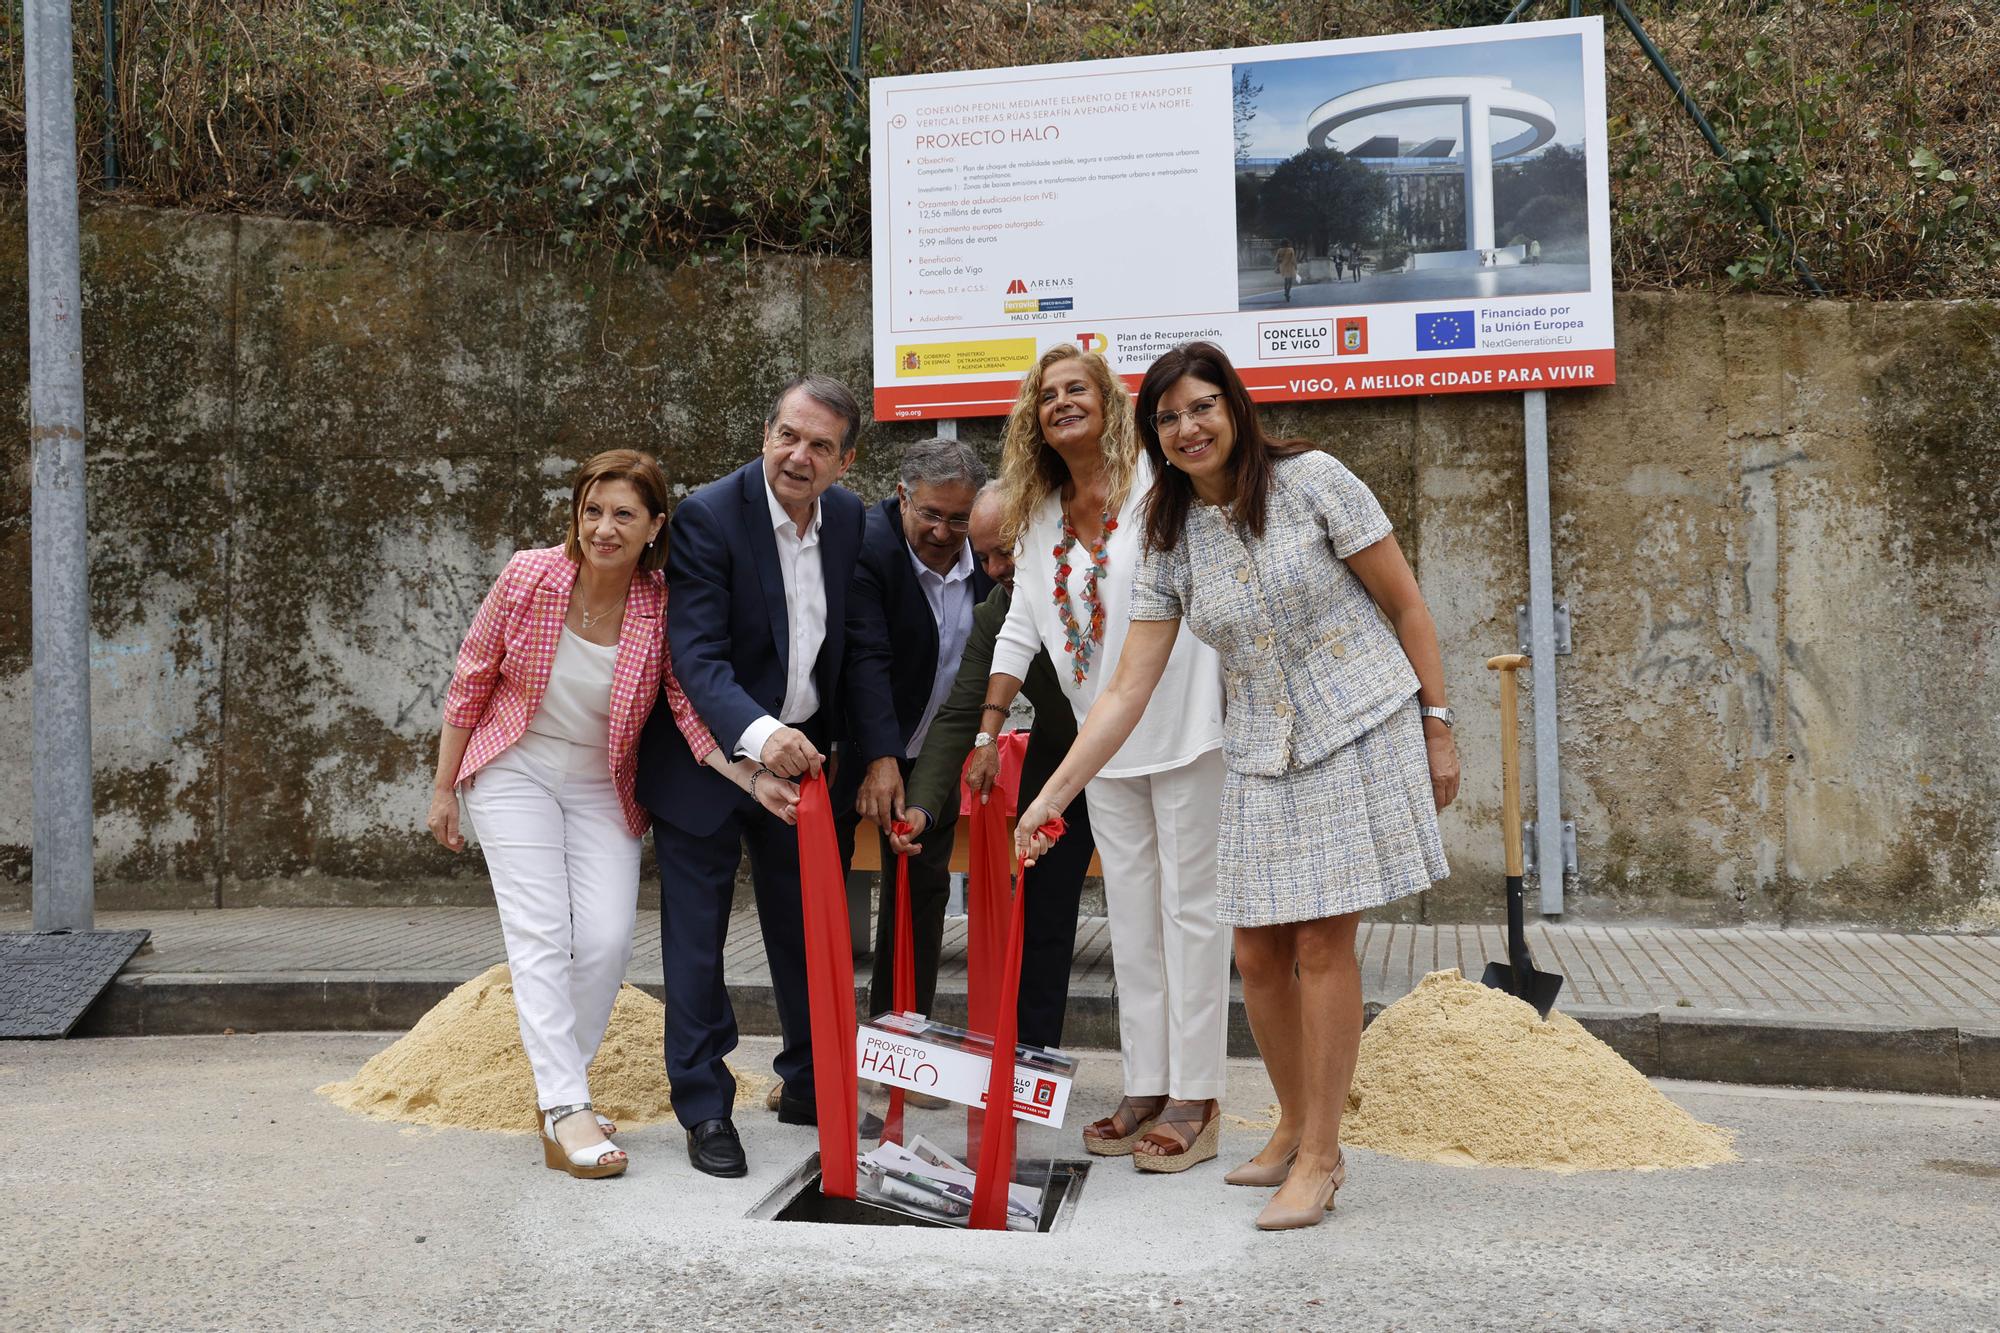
868 18 1614 421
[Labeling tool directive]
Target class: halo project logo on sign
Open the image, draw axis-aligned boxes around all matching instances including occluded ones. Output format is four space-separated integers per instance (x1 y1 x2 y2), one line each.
868 16 1615 419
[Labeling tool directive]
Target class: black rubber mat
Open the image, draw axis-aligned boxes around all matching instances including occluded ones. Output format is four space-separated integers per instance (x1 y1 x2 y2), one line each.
0 930 151 1038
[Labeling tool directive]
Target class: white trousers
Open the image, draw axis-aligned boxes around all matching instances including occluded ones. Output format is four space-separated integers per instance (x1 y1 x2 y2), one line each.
463 734 641 1110
1086 747 1231 1100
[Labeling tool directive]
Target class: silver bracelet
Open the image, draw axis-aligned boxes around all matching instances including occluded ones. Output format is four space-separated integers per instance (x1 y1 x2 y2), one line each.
748 765 774 795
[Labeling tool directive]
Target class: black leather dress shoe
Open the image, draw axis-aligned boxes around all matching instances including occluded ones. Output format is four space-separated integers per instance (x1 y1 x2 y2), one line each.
685 1117 747 1178
775 1093 818 1127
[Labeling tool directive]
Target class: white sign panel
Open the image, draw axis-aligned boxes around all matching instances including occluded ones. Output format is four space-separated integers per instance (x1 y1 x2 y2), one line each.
869 18 1614 419
858 1017 1073 1126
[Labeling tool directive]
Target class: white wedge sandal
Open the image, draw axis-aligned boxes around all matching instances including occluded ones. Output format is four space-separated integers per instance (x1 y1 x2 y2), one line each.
541 1103 628 1179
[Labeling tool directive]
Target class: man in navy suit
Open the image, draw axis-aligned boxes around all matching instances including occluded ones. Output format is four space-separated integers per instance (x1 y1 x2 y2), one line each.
836 436 993 1025
636 374 867 1178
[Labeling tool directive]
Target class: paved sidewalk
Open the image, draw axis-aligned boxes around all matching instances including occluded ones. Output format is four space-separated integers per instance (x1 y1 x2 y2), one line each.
6 906 1996 1097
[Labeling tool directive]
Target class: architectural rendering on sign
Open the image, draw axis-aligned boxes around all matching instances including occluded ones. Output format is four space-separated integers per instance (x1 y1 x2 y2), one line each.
1234 33 1596 310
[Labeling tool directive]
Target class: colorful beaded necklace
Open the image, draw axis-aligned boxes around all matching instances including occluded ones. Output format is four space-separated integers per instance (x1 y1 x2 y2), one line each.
1053 499 1117 686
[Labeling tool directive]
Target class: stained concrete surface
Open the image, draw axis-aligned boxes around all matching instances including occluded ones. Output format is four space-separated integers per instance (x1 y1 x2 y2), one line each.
1 204 1994 928
2 1034 1995 1331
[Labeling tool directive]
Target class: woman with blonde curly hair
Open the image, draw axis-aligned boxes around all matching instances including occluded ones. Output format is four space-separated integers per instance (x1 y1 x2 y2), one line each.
975 345 1230 1173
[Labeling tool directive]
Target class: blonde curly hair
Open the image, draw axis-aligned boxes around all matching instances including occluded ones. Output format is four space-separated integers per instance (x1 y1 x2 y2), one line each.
995 345 1138 549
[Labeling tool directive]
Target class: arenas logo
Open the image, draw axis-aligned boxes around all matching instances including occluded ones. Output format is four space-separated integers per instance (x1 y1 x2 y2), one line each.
1003 274 1077 316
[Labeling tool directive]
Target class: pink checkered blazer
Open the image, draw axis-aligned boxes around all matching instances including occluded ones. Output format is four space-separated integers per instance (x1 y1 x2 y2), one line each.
444 545 718 836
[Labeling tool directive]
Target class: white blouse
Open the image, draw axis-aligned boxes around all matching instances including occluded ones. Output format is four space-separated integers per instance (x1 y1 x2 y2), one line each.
991 453 1224 779
526 626 618 748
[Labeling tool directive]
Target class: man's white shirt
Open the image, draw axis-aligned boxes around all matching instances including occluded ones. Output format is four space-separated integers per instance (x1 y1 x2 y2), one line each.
905 537 975 758
735 471 827 761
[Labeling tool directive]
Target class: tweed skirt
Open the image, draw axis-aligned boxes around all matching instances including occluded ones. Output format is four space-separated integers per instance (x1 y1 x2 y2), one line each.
1215 698 1448 927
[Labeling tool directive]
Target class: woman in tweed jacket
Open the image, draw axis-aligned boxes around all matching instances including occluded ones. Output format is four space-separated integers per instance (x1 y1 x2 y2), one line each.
1018 343 1461 1231
426 450 799 1179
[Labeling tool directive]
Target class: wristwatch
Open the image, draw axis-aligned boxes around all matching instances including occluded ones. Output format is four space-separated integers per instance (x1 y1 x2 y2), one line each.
1418 705 1455 729
972 731 996 749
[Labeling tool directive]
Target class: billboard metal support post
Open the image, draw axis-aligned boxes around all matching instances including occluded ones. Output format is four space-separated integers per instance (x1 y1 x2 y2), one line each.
1521 390 1566 915
100 0 119 187
25 0 97 933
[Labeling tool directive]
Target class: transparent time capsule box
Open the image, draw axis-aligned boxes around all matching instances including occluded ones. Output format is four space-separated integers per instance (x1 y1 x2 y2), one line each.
853 1011 1079 1232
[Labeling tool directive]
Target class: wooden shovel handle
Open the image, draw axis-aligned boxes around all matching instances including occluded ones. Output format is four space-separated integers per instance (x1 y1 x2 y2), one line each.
1485 655 1529 876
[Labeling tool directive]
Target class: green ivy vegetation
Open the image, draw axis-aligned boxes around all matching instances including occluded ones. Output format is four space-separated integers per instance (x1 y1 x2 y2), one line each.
0 0 1992 296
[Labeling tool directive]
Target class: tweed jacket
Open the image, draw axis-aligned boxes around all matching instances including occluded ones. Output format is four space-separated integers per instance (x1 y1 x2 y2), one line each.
1130 449 1417 778
443 545 718 836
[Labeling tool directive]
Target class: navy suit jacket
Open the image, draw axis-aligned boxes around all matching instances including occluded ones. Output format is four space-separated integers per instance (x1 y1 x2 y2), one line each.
837 497 994 811
637 460 866 838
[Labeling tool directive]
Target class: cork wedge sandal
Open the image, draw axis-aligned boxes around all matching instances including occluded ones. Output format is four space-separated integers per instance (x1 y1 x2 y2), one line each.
541 1104 628 1180
1131 1099 1221 1174
1081 1095 1168 1157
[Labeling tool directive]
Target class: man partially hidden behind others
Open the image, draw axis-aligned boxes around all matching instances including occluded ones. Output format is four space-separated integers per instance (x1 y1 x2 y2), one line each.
837 436 994 1034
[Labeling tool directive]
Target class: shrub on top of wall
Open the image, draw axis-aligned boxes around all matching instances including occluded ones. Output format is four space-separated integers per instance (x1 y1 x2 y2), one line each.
0 0 1992 295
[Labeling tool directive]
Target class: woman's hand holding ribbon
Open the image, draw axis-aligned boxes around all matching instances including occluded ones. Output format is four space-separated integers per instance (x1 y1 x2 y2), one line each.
1012 795 1067 867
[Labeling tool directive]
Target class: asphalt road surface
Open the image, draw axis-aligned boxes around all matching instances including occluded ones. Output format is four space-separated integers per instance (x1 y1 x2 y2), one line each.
3 1033 1994 1331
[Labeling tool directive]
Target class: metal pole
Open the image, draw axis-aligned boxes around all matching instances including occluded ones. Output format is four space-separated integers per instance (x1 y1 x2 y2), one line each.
1522 391 1565 915
847 0 864 86
25 0 97 932
99 0 118 188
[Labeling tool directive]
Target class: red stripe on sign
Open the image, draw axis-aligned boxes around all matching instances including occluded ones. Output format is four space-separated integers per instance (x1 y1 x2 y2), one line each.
1236 349 1616 399
874 349 1614 420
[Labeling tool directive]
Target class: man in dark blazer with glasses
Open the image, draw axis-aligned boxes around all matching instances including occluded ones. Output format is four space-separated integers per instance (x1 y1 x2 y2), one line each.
835 436 995 1026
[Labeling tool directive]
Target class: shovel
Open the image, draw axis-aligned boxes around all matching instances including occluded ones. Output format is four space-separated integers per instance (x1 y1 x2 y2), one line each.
1480 654 1564 1019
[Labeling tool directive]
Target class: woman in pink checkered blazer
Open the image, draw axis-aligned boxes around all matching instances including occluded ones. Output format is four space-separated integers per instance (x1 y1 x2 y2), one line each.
425 450 799 1180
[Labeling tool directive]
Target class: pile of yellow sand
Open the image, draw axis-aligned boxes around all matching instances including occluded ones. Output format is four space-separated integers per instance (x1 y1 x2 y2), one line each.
319 964 766 1132
1344 969 1736 1172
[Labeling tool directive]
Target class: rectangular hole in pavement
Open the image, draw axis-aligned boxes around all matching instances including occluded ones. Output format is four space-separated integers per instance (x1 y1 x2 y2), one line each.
745 1153 1091 1234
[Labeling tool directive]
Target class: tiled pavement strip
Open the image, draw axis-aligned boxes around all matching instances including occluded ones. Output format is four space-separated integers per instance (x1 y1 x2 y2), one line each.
7 907 1998 1095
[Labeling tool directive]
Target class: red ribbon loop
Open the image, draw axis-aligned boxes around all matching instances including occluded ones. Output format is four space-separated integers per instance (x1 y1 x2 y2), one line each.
882 821 918 1145
795 773 859 1197
968 814 1066 1231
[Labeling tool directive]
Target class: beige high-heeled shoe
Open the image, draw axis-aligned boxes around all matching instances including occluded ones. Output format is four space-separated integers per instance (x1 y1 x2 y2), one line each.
1254 1152 1346 1231
1224 1143 1300 1187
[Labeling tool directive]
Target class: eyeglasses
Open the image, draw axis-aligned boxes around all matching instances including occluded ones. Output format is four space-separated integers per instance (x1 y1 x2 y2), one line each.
911 504 971 534
1150 394 1222 435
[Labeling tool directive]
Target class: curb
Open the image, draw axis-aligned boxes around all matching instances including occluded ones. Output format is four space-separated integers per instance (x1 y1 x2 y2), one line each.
70 972 1996 1100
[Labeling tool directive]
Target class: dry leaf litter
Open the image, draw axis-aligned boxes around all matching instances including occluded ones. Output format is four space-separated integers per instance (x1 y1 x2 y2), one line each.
1344 969 1736 1172
319 964 766 1132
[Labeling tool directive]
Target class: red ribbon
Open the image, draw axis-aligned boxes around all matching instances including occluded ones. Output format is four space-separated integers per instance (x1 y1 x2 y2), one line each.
882 821 919 1145
795 772 858 1198
964 796 1012 1037
968 813 1066 1231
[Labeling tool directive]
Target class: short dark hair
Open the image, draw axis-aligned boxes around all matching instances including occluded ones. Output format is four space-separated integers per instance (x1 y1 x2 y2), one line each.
565 449 670 572
766 374 862 455
1136 341 1310 555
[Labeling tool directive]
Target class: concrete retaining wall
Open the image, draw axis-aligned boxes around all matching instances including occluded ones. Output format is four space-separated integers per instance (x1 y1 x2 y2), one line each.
2 204 1995 926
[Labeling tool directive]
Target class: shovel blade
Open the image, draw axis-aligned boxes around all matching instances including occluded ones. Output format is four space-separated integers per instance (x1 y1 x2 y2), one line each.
1480 960 1564 1020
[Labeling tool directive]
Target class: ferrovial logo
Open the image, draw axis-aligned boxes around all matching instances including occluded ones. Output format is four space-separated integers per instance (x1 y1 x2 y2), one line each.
1074 332 1107 354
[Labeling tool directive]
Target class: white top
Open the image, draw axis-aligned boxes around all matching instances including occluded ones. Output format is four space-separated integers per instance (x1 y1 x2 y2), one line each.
737 470 828 760
991 452 1223 778
527 627 618 747
905 538 977 758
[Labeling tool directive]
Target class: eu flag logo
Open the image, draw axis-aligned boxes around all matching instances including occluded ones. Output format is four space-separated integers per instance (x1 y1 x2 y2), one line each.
1415 310 1476 351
